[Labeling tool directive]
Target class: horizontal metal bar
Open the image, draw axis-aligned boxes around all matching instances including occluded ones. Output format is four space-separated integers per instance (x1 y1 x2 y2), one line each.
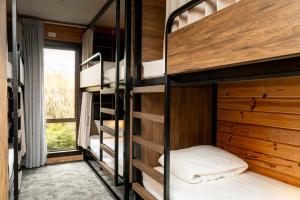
81 52 101 66
133 85 165 93
100 143 115 158
133 136 164 154
46 118 76 123
100 125 115 136
100 108 115 115
134 77 164 87
133 112 164 123
132 159 164 185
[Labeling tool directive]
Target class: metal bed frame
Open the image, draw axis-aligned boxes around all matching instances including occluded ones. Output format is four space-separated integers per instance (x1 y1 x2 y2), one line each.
131 0 300 200
81 0 132 199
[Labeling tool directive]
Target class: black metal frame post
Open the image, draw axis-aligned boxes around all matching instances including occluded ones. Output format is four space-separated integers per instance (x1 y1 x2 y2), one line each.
114 0 121 186
12 0 19 199
124 0 132 198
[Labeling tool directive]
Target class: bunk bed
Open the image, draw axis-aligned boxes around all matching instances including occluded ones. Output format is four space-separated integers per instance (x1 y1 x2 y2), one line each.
130 0 300 200
8 1 26 199
80 0 131 199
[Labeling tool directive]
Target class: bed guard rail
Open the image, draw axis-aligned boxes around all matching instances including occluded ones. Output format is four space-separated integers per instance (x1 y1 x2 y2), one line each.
80 52 102 70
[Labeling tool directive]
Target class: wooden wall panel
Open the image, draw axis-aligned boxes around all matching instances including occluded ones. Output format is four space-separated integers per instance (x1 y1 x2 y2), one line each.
217 76 300 187
141 86 212 167
44 23 85 43
142 0 166 62
167 0 300 74
0 0 8 199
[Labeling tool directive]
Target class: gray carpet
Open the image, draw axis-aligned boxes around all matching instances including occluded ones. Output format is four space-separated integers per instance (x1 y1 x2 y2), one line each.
19 161 114 200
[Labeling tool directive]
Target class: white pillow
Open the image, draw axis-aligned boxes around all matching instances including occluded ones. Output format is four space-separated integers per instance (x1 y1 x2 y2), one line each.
158 145 248 184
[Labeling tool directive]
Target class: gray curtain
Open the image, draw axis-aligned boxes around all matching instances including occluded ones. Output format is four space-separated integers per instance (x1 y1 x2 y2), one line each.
21 18 47 168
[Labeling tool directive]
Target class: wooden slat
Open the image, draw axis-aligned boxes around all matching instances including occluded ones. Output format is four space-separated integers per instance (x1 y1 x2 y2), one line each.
46 154 83 165
132 159 164 185
218 98 300 115
99 161 114 178
84 86 101 92
133 112 164 123
218 77 300 99
133 135 164 154
168 0 300 74
218 109 300 131
101 88 115 94
100 108 115 115
132 182 157 200
218 143 300 179
133 85 164 93
100 126 115 136
217 132 300 162
217 121 300 147
100 143 115 158
0 1 8 198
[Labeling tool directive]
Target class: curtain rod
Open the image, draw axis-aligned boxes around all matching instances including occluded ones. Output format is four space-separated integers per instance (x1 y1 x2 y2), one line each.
19 15 87 29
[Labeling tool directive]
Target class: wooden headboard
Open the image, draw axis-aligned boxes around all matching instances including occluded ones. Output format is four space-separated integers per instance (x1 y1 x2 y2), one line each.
141 0 166 62
141 86 212 167
217 76 300 187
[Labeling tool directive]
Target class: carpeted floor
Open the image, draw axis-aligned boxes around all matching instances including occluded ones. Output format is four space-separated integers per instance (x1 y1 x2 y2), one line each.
19 161 114 200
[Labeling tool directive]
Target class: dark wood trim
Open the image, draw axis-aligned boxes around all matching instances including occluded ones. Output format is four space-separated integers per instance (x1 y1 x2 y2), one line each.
47 150 82 158
46 118 76 123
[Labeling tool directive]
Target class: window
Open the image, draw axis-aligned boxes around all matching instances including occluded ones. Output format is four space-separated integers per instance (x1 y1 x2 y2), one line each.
44 48 77 152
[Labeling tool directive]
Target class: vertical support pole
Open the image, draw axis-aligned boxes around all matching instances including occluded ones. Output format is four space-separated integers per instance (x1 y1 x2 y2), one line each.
12 0 19 199
100 55 104 162
211 84 217 146
164 77 170 200
124 0 132 198
114 0 121 186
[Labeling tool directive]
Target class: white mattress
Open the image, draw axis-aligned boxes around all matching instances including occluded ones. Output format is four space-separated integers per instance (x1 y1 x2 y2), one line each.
8 145 14 180
143 167 300 200
90 135 124 176
80 58 165 88
143 59 165 79
7 52 25 84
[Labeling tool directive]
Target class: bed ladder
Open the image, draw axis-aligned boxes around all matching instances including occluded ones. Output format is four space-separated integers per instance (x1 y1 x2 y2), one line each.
131 84 170 200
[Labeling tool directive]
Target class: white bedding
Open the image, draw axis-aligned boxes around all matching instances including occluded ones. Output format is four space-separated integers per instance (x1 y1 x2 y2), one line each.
143 59 165 79
143 167 300 200
7 52 25 84
8 145 14 180
80 58 165 88
90 135 124 176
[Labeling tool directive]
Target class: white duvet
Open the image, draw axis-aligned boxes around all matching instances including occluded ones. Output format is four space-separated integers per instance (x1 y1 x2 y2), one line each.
143 167 300 200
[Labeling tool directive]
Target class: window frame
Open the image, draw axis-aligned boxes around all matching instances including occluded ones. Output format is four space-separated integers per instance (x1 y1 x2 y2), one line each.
44 40 82 154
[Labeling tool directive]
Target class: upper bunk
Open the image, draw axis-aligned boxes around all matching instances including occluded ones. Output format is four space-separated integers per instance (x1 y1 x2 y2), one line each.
166 0 300 76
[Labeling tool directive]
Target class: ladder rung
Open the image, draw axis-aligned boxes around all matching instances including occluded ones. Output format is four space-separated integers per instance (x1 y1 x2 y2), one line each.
101 88 115 94
84 86 100 92
100 108 115 115
133 85 165 93
133 136 164 154
133 112 164 123
132 159 164 185
100 143 115 158
99 161 114 178
132 182 157 200
100 126 115 136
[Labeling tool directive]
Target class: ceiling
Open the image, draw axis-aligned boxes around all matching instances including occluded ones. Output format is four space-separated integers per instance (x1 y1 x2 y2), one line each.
16 0 125 28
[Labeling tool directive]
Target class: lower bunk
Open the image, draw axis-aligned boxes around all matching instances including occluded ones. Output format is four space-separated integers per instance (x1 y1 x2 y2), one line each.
142 146 300 200
131 76 300 200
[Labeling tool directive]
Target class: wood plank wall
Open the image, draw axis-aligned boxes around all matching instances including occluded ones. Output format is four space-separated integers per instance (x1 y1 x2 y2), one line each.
44 23 85 43
141 0 166 62
217 76 300 187
0 0 8 199
141 86 212 167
